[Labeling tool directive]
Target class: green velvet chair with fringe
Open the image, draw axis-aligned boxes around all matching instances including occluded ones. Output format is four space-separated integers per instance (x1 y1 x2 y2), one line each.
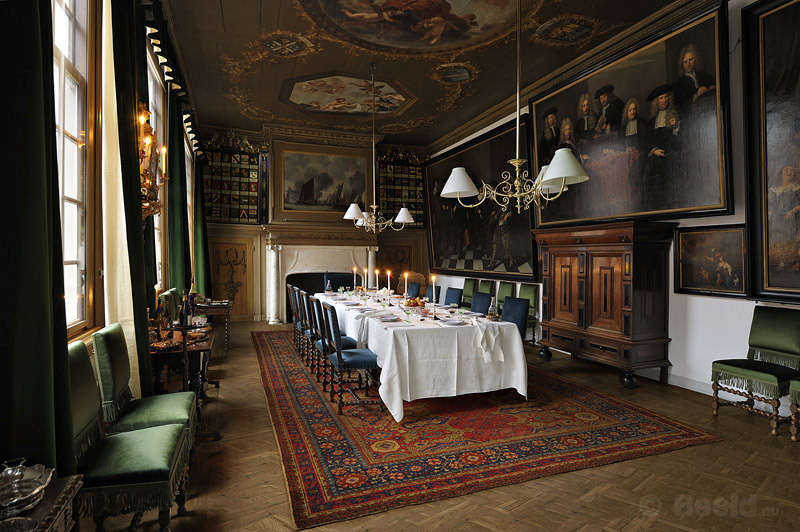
790 380 800 442
711 306 800 436
68 340 190 532
518 283 539 343
92 323 197 441
462 278 477 308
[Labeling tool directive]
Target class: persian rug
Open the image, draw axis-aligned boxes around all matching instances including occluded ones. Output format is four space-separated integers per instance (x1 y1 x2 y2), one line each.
253 331 721 529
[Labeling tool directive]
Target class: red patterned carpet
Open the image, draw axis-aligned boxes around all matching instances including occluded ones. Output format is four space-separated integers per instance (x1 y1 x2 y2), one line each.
253 330 721 529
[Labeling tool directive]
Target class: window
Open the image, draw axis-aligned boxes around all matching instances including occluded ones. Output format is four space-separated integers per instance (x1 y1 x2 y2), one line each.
53 0 99 335
147 50 167 291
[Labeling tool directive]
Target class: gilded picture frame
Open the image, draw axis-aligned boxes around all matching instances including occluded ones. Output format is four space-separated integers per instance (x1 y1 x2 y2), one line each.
674 224 747 298
271 141 372 224
743 0 800 303
529 1 732 227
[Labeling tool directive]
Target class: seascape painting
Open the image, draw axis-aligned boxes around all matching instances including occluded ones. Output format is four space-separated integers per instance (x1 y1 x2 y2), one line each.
283 152 366 212
530 9 731 226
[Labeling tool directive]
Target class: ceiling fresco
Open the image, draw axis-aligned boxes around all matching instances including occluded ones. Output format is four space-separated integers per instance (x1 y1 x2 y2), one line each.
166 0 679 146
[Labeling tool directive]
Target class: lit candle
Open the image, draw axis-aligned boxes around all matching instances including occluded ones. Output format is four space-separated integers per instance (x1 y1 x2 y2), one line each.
375 269 380 289
139 113 146 142
387 270 391 290
353 266 357 289
404 272 408 295
432 275 436 304
364 268 368 289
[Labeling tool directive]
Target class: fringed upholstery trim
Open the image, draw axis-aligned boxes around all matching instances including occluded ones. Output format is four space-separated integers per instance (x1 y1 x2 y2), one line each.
102 386 132 423
790 381 800 405
747 347 800 369
74 419 104 465
711 370 786 398
77 428 191 518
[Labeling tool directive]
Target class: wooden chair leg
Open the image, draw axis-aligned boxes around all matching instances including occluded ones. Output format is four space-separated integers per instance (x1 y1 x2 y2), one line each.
158 507 171 532
791 403 799 442
176 472 188 516
711 381 719 415
127 512 144 532
329 365 336 403
769 398 781 436
93 512 108 532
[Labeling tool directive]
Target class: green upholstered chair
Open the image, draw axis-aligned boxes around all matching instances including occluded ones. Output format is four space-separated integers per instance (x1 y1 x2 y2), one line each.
462 278 477 308
496 281 515 310
68 340 190 532
518 283 540 343
158 288 181 322
477 279 495 297
712 306 800 436
92 323 197 440
790 380 800 442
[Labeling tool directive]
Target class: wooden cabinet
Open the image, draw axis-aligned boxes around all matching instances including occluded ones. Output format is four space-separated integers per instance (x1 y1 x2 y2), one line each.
533 222 674 387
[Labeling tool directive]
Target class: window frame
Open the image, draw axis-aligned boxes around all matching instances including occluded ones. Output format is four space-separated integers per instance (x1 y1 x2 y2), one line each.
146 45 168 292
54 0 103 339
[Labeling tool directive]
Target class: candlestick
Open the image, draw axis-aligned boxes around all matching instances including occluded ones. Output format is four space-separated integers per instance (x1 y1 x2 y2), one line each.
404 272 408 295
387 270 391 290
364 268 368 290
375 269 379 289
353 266 357 290
431 275 439 320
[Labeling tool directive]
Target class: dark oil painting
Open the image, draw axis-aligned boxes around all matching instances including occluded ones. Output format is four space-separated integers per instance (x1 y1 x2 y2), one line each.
424 119 534 279
530 8 731 227
675 225 746 298
744 0 800 302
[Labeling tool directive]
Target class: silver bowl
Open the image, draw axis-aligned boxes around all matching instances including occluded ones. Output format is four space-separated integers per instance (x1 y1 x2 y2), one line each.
0 461 53 519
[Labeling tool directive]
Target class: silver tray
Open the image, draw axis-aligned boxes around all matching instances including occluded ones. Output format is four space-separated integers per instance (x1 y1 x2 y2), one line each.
0 461 53 511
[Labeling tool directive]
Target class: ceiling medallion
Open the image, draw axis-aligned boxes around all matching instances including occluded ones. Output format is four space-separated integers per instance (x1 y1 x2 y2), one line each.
430 62 481 84
221 30 318 77
293 0 544 58
531 15 605 49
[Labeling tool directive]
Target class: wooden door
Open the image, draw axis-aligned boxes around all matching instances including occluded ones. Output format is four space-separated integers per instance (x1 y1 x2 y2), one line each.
210 240 252 320
552 253 580 327
587 253 623 335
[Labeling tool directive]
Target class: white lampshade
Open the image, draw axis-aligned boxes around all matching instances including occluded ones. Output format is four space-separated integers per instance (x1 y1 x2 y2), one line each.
343 203 364 220
540 148 590 187
441 167 479 198
394 207 414 224
535 164 568 193
355 217 365 226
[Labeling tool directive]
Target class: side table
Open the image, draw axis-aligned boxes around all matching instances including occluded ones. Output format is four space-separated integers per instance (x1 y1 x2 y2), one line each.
194 301 232 350
20 475 82 532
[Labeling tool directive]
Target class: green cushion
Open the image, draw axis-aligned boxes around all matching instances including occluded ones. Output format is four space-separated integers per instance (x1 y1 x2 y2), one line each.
497 281 515 309
109 391 196 435
78 424 186 487
790 380 800 405
749 306 800 357
518 283 539 320
712 359 800 398
477 279 494 296
92 323 132 422
68 340 104 462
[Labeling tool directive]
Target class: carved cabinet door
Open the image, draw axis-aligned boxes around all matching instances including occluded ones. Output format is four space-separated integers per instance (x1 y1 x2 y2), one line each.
551 252 582 327
587 252 623 335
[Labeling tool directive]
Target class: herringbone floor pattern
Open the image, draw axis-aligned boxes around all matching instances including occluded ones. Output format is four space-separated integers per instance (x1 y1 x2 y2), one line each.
83 322 800 532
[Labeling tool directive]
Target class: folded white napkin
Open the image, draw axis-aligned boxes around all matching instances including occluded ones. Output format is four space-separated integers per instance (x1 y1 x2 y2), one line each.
353 310 392 347
472 319 504 363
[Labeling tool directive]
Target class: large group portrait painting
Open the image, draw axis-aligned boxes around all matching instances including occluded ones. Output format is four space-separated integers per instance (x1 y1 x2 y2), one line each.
531 11 731 226
424 120 535 278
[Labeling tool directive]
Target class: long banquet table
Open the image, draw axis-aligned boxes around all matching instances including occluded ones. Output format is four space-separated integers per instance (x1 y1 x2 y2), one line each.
316 293 528 422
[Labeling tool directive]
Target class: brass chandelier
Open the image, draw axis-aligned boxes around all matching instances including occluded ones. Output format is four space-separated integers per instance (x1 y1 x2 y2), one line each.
138 102 167 220
343 64 414 232
440 0 589 214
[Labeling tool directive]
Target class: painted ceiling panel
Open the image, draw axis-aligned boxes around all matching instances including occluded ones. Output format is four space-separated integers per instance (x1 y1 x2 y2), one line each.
166 0 678 145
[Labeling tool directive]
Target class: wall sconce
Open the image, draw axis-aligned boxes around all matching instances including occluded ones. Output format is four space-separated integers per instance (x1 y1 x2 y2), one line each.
138 102 166 220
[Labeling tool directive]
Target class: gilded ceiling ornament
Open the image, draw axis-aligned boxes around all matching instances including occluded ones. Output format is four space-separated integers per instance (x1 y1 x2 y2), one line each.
221 30 318 78
429 62 481 84
531 14 619 50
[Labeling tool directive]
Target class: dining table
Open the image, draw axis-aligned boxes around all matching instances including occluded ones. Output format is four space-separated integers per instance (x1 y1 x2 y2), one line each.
316 292 528 422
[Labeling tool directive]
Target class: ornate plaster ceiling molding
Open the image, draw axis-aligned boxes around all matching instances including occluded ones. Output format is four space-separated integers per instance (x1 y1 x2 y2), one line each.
262 123 381 148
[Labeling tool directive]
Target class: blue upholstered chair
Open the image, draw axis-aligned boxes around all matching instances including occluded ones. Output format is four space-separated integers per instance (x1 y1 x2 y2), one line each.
309 295 357 388
286 284 302 349
407 281 421 298
291 286 310 360
471 292 492 314
322 302 383 415
501 296 530 339
426 284 442 304
443 287 463 306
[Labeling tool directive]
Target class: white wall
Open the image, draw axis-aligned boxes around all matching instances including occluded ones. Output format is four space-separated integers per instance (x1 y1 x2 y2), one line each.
433 0 800 400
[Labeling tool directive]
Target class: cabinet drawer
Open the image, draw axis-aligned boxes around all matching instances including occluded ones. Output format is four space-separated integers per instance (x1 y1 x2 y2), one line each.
586 339 622 361
549 330 582 351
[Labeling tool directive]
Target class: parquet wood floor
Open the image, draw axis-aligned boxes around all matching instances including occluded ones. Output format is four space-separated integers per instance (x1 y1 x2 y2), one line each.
83 322 800 532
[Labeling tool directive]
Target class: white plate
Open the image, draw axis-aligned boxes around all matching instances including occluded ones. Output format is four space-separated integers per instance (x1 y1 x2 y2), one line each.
440 319 465 326
464 312 484 317
342 301 360 306
380 316 400 322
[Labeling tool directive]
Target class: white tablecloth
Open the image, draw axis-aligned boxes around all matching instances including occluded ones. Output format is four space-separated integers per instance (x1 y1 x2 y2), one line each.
316 293 528 422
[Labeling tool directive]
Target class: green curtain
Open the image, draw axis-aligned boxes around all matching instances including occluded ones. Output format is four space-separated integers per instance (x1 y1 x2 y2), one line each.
167 90 191 294
0 0 75 475
193 158 212 296
111 0 153 396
